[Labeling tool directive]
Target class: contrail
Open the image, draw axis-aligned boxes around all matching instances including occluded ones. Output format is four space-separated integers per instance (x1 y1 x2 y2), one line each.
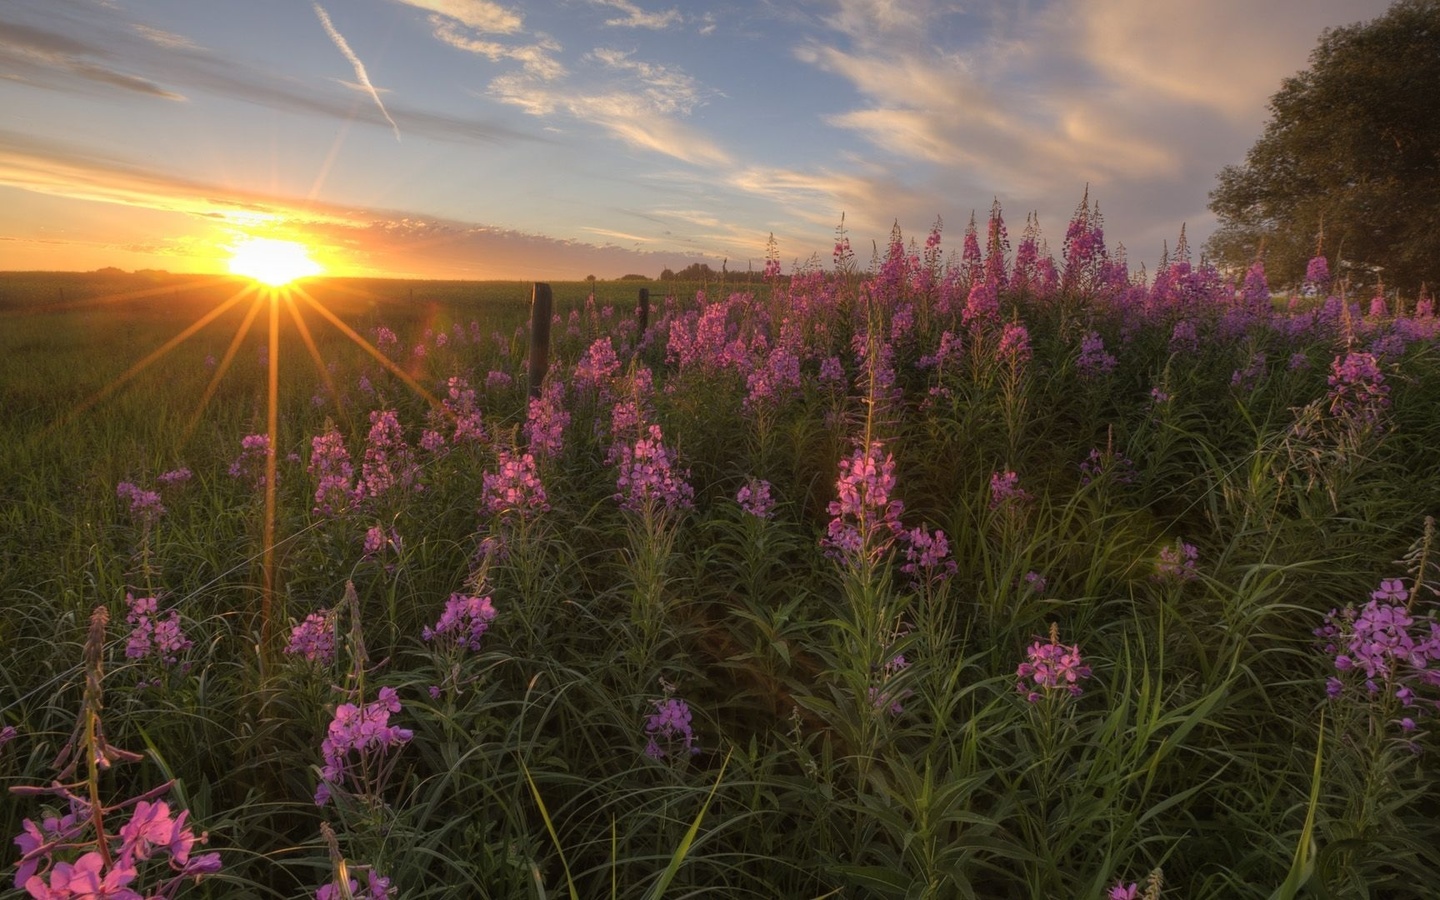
313 2 401 142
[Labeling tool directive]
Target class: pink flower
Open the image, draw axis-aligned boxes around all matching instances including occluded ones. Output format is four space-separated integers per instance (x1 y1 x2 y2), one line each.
821 441 904 564
285 611 336 665
1108 881 1140 900
228 433 272 491
28 851 140 900
614 424 693 513
525 379 569 460
989 471 1030 510
481 450 549 522
423 593 498 652
1016 625 1092 702
309 429 355 517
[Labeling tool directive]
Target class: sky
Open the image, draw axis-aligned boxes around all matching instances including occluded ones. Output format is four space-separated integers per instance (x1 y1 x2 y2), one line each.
0 0 1396 281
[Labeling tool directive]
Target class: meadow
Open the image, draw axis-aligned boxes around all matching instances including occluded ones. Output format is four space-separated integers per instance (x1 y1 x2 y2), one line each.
3 207 1440 899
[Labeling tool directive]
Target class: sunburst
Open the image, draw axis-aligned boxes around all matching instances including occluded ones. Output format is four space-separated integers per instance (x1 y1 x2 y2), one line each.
227 237 323 286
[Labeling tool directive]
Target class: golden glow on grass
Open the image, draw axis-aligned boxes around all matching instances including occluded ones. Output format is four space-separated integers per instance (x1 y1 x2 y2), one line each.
227 237 324 286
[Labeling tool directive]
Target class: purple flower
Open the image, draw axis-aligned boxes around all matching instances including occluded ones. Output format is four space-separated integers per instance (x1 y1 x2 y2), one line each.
308 428 354 517
481 449 550 522
1327 351 1390 431
996 322 1031 368
989 470 1030 510
736 478 775 519
1023 571 1047 594
485 369 514 392
354 410 419 503
962 280 999 330
1108 881 1140 900
1154 540 1199 582
422 593 497 652
644 697 699 759
1016 624 1092 702
1168 320 1199 355
361 525 402 561
318 870 392 900
228 433 273 490
575 337 622 394
1075 330 1117 378
116 482 165 525
316 686 413 806
1317 584 1440 727
745 345 803 411
24 850 140 899
918 330 962 371
899 526 956 586
156 468 192 488
123 593 192 666
614 423 694 514
1084 444 1138 488
285 611 337 665
525 379 570 460
442 376 486 445
822 441 905 564
371 325 399 353
1373 578 1408 603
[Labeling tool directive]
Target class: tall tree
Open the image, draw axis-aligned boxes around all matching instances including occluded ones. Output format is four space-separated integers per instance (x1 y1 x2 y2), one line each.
1206 0 1440 295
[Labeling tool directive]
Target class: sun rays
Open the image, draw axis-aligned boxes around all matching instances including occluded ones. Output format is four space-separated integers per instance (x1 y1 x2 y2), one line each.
34 270 446 654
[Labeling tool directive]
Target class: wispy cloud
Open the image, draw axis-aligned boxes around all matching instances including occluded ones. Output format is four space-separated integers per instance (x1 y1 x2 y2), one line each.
488 48 728 166
312 3 402 142
0 129 702 278
591 0 682 30
428 16 565 79
0 7 535 148
0 20 185 100
130 24 198 50
388 0 523 35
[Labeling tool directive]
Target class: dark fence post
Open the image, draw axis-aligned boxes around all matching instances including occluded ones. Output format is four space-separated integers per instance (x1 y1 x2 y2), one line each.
528 282 552 400
636 287 650 339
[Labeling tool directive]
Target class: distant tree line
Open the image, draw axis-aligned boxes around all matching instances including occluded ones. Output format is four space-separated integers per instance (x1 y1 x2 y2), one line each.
658 261 786 284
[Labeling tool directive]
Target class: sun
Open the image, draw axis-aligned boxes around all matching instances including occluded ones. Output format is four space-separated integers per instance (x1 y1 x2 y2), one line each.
227 237 324 286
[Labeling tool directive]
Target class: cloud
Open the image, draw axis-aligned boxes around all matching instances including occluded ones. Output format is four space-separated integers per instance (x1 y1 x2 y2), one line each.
313 3 402 142
387 0 523 34
824 0 931 41
130 24 198 50
1075 0 1394 125
0 7 538 149
488 50 729 166
590 0 683 30
773 0 1400 266
0 20 185 100
427 16 565 80
0 130 711 279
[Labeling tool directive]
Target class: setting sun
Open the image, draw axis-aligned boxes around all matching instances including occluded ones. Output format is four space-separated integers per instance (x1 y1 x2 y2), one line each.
227 237 323 286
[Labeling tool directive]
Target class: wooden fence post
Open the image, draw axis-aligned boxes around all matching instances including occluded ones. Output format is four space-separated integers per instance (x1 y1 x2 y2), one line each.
528 282 552 399
636 287 650 338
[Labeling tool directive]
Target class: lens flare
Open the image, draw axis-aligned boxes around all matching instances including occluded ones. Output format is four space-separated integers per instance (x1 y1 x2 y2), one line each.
228 237 323 286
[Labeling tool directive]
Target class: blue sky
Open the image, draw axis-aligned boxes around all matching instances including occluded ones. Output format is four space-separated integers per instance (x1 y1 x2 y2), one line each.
0 0 1394 279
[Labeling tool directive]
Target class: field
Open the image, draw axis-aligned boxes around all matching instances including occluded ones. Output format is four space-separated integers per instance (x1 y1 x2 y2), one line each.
3 219 1440 900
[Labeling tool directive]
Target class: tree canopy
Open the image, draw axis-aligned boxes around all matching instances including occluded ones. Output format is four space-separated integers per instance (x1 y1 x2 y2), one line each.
1206 0 1440 295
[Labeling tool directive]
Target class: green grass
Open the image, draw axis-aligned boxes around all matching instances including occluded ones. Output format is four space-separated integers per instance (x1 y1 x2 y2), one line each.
2 267 1438 899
